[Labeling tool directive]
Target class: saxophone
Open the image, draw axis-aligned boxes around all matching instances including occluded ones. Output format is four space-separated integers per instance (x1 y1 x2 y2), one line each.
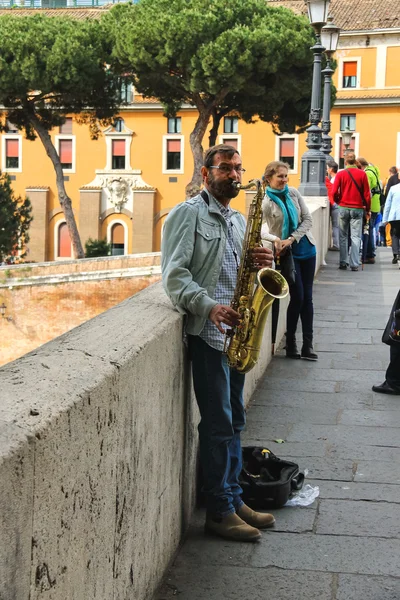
225 179 289 373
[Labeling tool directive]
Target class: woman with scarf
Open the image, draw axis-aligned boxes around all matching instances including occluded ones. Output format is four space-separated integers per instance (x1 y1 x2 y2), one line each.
261 161 317 360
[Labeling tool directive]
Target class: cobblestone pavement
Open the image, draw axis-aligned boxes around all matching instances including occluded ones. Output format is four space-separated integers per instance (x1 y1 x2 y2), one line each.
156 247 400 600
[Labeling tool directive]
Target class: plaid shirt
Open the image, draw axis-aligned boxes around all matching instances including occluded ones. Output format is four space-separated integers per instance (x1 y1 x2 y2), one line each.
199 193 240 351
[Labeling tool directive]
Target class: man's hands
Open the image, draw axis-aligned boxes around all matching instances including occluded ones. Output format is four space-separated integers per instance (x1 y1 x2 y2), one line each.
251 246 274 269
209 304 240 334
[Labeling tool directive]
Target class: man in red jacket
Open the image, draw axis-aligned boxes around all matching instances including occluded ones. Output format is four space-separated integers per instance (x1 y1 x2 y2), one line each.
332 152 371 271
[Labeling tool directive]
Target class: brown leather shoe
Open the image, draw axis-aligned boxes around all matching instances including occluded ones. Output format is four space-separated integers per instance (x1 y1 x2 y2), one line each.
205 512 261 542
236 503 276 529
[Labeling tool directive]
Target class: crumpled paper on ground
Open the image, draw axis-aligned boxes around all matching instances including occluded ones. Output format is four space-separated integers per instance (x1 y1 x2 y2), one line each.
284 483 320 507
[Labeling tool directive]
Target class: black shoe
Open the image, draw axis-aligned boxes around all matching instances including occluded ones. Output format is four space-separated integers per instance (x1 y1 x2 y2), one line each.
392 255 398 265
301 343 318 361
339 264 347 270
285 336 301 359
372 381 400 396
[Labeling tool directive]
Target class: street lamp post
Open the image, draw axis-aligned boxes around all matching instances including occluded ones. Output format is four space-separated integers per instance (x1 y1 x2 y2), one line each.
341 126 353 163
299 0 330 197
321 15 341 158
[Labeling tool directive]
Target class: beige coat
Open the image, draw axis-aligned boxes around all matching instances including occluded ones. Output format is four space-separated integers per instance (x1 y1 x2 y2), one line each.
261 186 316 246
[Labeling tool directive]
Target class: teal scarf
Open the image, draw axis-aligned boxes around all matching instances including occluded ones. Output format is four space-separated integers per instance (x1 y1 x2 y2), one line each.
266 185 299 240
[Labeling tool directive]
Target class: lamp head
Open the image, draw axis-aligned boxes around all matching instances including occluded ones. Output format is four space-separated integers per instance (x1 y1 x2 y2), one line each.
341 126 353 147
305 0 330 28
321 15 341 55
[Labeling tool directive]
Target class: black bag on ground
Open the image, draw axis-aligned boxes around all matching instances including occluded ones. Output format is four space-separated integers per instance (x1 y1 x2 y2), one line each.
382 290 400 345
239 447 304 509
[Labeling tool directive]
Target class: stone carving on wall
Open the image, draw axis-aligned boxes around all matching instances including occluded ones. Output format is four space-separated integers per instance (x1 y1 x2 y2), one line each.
82 170 155 216
106 177 129 212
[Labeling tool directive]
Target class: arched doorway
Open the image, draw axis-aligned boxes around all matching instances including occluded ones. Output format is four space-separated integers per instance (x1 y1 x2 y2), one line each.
58 222 72 258
111 223 125 256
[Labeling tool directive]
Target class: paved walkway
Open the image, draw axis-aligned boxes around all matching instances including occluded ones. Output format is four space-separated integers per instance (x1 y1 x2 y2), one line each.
157 247 400 600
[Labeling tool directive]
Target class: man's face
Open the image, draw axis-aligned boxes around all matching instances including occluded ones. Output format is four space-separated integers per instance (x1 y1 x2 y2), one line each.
202 152 242 201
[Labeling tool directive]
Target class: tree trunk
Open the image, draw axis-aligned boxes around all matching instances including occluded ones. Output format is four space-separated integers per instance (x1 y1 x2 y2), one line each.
208 108 222 148
29 115 85 259
186 108 212 198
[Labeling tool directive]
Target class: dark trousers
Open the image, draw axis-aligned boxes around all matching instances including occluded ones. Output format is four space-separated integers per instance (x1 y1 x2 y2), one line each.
386 344 400 391
188 334 246 518
390 221 400 256
287 255 316 342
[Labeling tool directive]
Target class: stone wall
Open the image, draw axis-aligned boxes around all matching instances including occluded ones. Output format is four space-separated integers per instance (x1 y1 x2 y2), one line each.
0 201 329 600
0 253 161 366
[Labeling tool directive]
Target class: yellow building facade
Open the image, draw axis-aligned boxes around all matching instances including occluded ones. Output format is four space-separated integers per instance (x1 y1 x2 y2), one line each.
1 1 399 261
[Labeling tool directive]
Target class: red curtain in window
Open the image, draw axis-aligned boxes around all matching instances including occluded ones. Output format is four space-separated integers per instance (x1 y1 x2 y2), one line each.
58 223 72 258
222 138 238 149
339 137 356 158
112 223 124 244
6 139 19 157
59 139 72 164
167 140 181 152
112 140 125 156
280 139 295 157
343 62 357 76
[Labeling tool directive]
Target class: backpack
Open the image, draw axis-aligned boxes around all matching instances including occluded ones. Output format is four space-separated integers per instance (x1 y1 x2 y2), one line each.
239 446 305 508
365 166 385 207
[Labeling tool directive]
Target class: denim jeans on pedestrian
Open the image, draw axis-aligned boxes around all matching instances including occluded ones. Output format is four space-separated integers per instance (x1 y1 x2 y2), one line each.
287 255 316 342
339 207 363 268
188 334 245 518
366 212 378 259
330 204 339 248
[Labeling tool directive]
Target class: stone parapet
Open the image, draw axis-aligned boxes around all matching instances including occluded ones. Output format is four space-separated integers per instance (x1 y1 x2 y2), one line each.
0 202 328 600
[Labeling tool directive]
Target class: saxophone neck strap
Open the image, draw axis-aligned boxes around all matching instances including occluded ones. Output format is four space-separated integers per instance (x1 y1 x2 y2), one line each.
200 190 209 205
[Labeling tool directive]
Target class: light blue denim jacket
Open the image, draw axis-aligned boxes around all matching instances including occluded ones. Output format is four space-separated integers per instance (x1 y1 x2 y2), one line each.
161 191 246 335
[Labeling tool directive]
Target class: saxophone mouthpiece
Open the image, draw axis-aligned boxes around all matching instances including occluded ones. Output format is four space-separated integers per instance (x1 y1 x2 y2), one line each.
232 181 242 189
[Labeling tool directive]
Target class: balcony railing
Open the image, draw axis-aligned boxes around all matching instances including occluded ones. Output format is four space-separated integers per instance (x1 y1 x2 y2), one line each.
0 0 133 8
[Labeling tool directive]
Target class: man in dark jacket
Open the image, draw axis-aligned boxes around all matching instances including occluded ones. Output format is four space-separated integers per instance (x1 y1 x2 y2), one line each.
373 290 400 395
332 152 371 271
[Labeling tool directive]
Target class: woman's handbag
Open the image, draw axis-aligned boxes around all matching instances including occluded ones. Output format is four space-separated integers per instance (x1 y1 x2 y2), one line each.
382 291 400 345
277 247 296 286
239 447 304 508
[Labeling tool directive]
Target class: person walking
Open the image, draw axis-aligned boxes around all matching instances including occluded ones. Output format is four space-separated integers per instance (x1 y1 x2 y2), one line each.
262 160 318 361
162 144 275 543
331 152 371 272
357 157 382 264
372 290 400 395
384 166 400 200
326 160 339 251
382 181 400 266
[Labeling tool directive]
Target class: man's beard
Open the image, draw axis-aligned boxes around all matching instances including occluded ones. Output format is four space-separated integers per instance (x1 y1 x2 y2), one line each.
207 171 240 200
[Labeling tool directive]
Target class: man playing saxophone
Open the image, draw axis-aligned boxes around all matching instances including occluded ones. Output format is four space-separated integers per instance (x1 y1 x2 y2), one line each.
162 144 275 542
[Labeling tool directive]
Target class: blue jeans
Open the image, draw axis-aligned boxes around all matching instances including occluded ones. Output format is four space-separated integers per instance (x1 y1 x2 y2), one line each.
287 256 316 342
366 212 378 258
188 335 245 518
339 207 363 268
330 204 339 248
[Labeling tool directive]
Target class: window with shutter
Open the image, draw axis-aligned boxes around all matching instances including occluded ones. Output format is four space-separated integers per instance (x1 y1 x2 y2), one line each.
166 139 181 170
59 139 73 169
112 140 126 169
5 139 19 169
343 62 358 88
279 138 295 170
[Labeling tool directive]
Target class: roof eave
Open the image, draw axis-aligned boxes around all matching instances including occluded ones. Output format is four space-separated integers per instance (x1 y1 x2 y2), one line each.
335 97 400 107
